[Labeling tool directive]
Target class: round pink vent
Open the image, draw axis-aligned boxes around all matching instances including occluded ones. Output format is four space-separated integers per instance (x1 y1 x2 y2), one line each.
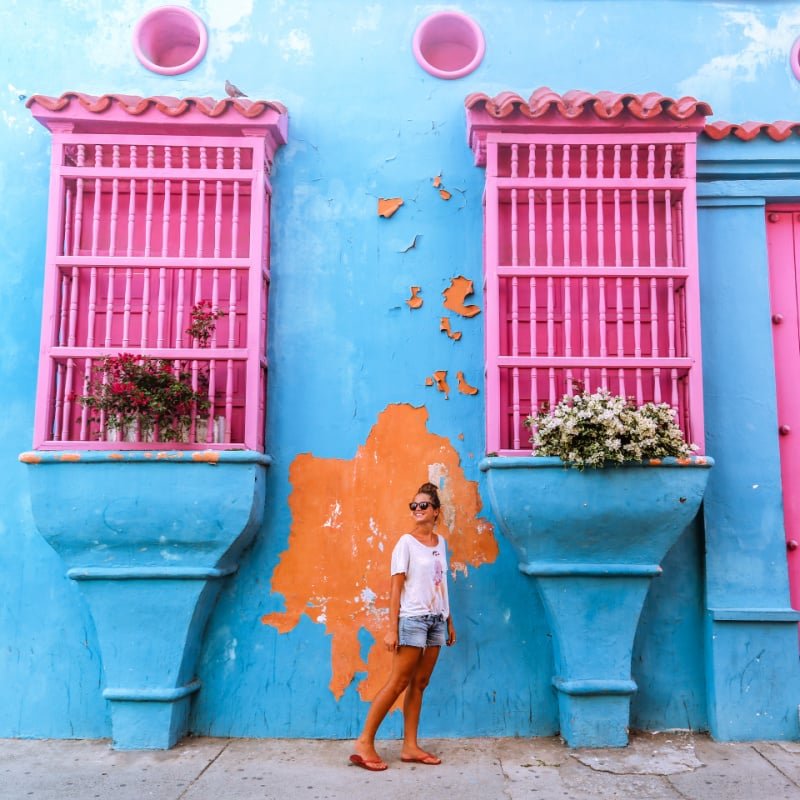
133 6 208 76
412 11 485 80
791 37 800 81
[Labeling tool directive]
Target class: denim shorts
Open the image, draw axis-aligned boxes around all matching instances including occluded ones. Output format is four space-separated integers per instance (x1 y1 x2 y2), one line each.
398 614 447 648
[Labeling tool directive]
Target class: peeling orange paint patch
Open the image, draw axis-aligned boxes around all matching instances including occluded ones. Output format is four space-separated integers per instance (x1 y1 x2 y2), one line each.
378 197 403 218
406 286 423 309
439 188 452 201
456 371 479 396
433 175 442 188
262 404 498 704
443 276 481 318
425 376 434 386
432 370 450 399
440 317 462 341
191 450 220 463
108 453 124 460
59 453 81 462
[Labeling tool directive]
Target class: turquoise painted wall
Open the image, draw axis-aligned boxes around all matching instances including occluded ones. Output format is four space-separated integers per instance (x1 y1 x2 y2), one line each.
2 0 800 741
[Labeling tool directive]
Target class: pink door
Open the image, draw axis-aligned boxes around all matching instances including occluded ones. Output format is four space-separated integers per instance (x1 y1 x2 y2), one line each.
766 208 800 610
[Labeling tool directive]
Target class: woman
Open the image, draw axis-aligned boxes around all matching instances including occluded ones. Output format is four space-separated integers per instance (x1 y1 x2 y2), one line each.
350 482 456 771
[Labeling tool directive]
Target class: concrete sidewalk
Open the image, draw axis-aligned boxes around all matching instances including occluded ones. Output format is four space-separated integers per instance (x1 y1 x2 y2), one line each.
3 732 800 800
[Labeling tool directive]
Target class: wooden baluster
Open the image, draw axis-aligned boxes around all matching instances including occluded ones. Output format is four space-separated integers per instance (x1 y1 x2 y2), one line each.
225 269 236 444
144 145 154 257
63 184 73 258
596 145 608 389
109 145 120 258
612 145 625 397
180 147 189 257
510 145 520 447
141 266 150 349
545 145 556 403
562 145 573 392
126 145 136 258
232 147 241 259
528 144 537 418
122 265 132 348
664 145 679 408
91 145 102 256
175 269 186 349
197 147 207 258
214 146 223 258
53 362 64 441
629 145 643 403
54 274 70 439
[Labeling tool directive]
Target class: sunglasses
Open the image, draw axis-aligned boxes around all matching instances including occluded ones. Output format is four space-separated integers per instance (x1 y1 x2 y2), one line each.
409 501 432 511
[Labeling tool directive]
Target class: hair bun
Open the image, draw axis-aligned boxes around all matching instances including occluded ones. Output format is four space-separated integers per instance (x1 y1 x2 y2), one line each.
417 482 441 508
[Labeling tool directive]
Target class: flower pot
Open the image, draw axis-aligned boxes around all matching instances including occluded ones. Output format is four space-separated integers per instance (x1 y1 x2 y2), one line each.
479 455 713 748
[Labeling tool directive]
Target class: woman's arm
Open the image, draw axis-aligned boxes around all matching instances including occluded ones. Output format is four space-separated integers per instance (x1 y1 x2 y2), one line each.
384 572 405 650
446 616 456 647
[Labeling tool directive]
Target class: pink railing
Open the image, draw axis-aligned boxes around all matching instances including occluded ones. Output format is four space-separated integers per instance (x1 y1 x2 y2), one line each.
34 135 270 450
483 133 704 455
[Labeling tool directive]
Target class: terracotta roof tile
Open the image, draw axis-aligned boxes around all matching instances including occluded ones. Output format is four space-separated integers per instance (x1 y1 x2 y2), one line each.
26 91 287 118
465 87 712 121
703 120 800 142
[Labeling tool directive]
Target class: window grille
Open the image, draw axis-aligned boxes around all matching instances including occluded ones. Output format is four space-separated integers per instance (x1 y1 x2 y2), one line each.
468 98 706 456
27 95 287 451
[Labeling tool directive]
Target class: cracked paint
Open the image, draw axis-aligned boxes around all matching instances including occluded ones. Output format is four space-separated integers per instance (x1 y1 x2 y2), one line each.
377 197 403 218
456 371 479 395
399 234 419 253
261 404 497 702
443 276 481 318
440 317 462 340
406 286 423 309
432 174 451 200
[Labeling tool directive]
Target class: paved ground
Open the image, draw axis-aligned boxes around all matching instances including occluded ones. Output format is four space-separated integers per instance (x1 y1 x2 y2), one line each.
3 732 800 799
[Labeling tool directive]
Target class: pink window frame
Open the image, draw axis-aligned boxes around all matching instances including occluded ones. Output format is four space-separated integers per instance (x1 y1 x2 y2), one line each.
479 131 705 456
27 100 287 452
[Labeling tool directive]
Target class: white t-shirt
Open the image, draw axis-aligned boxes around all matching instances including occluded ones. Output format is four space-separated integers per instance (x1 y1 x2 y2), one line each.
390 533 450 619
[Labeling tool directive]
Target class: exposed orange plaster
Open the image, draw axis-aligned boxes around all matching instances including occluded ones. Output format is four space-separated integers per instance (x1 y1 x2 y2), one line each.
378 197 403 218
425 376 434 386
108 453 124 460
458 433 465 440
18 452 41 464
438 188 452 201
192 451 221 463
59 453 81 462
440 317 462 341
456 371 479 396
262 404 497 704
432 370 450 399
443 276 481 318
406 286 423 309
433 175 442 188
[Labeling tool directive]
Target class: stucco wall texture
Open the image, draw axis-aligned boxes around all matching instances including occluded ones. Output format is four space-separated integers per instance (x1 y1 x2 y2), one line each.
3 0 800 741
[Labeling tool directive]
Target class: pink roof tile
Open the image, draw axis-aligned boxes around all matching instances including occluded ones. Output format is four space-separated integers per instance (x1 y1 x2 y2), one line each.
26 92 288 147
26 91 287 118
703 120 800 142
465 87 712 122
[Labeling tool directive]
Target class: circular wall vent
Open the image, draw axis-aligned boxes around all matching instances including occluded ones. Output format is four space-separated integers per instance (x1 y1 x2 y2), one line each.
412 11 485 80
133 6 208 76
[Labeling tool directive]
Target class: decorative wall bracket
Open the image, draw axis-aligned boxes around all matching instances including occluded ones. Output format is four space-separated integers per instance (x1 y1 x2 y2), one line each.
19 450 270 749
479 456 713 747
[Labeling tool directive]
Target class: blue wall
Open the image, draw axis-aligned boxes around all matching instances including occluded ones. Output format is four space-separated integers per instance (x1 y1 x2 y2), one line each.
3 0 800 741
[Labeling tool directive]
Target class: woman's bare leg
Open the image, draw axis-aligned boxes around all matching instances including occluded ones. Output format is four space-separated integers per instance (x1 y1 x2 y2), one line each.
353 646 423 764
401 645 441 761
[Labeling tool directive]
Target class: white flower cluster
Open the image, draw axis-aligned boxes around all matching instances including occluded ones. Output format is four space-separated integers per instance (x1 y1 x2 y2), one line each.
524 387 697 469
